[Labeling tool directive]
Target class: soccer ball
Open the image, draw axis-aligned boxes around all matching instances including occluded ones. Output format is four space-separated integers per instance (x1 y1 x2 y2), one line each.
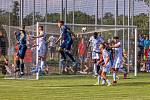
81 27 87 32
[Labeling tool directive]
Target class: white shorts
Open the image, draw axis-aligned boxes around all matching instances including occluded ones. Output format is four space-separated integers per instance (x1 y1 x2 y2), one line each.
113 58 122 69
38 43 47 58
92 51 100 60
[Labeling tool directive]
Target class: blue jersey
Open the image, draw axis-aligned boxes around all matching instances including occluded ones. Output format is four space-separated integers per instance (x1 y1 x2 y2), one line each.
144 40 150 48
60 25 72 41
16 30 27 45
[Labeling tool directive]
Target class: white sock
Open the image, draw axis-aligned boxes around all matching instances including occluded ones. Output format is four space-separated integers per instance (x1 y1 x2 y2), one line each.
93 63 97 75
102 78 106 85
40 61 45 70
106 79 111 85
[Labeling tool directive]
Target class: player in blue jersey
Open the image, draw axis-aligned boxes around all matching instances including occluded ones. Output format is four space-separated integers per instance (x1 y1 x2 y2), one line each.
14 26 27 76
55 21 77 67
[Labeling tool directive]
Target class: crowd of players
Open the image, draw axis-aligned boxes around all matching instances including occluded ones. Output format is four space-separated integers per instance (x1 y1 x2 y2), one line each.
12 20 128 85
77 31 128 86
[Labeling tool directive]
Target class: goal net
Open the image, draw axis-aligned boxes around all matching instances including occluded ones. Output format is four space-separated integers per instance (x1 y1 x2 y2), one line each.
35 22 137 80
2 23 137 80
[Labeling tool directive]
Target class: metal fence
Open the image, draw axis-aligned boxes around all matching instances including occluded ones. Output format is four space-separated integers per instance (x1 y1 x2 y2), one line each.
0 0 149 76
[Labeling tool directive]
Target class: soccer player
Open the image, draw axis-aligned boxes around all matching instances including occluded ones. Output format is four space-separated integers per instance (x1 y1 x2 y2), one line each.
32 26 47 72
110 36 123 83
96 43 111 86
55 20 77 67
47 35 57 59
14 26 27 76
88 32 104 76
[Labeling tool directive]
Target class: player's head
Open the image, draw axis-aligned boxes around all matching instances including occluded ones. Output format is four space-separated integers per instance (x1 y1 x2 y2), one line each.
58 20 64 28
99 43 105 51
113 36 119 43
38 26 44 31
93 32 98 39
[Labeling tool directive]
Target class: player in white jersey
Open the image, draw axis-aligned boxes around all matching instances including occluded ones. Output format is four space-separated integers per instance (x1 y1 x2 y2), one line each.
95 43 111 86
88 32 104 76
110 36 123 83
32 26 47 72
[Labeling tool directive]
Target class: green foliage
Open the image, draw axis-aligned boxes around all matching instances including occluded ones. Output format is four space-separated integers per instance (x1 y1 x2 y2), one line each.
134 13 149 34
144 0 149 5
0 1 149 35
11 1 20 26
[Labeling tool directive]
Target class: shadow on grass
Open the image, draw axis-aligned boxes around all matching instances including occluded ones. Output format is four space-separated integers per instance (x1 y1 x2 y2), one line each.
37 81 150 88
38 84 98 88
118 81 150 86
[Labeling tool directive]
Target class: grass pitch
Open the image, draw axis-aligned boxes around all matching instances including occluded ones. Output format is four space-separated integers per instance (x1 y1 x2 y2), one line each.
0 73 150 100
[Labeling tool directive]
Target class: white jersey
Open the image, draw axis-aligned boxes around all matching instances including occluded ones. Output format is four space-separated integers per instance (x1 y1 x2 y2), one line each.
38 31 47 49
102 49 111 67
114 42 122 61
49 36 57 47
89 36 104 52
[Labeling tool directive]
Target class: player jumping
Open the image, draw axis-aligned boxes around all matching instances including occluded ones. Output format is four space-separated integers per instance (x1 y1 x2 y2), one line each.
55 21 77 68
14 26 27 77
88 32 104 77
110 36 123 83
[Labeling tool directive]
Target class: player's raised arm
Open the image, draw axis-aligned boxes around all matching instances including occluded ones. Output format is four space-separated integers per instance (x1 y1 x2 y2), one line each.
110 36 120 48
32 26 45 39
55 35 62 44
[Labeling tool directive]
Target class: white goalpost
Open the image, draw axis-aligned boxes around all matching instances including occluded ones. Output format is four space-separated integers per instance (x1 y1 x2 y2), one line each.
35 22 138 80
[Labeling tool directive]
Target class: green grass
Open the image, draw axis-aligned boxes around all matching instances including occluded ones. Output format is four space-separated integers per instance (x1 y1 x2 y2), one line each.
0 73 150 100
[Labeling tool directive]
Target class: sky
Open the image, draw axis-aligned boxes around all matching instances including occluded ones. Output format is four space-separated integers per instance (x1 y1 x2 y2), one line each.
0 0 149 17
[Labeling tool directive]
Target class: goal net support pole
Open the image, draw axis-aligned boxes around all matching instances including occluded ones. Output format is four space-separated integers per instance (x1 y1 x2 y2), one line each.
36 22 39 80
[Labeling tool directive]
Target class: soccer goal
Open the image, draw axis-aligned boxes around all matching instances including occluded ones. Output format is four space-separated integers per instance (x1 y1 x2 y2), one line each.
2 22 137 80
35 22 138 80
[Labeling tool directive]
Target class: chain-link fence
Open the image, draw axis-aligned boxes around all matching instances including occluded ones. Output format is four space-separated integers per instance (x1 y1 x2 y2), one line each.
0 0 149 77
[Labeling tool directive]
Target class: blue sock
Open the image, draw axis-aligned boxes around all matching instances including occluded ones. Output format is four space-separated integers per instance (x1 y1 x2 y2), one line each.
113 72 116 81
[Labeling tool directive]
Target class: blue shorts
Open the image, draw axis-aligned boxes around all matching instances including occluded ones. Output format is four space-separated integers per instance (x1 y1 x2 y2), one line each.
60 40 73 50
17 45 27 59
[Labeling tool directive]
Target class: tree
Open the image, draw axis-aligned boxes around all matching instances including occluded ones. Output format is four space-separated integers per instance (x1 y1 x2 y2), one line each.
47 13 60 23
144 0 149 5
102 12 115 25
134 13 149 34
23 12 44 26
11 1 20 26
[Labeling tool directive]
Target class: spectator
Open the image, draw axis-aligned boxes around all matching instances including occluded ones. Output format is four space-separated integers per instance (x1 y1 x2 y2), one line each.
78 34 86 71
144 36 150 61
47 35 57 60
138 34 144 60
